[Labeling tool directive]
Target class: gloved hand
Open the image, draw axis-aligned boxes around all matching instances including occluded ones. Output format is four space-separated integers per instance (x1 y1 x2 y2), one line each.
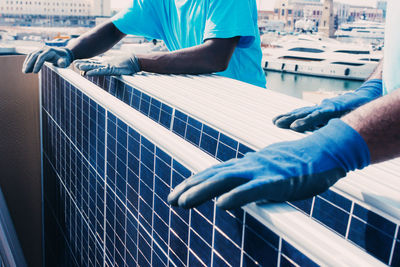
74 55 141 76
273 79 383 132
168 119 370 210
22 46 75 73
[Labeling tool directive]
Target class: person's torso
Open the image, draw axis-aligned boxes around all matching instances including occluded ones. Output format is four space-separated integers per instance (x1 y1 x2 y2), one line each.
156 0 266 88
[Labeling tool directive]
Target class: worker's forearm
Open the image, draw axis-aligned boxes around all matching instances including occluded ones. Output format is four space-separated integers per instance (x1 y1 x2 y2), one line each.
137 38 239 75
67 21 126 60
137 51 221 74
342 88 400 164
138 49 226 74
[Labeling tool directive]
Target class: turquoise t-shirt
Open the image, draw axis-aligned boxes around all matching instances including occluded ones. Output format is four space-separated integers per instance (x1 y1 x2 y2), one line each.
112 0 266 88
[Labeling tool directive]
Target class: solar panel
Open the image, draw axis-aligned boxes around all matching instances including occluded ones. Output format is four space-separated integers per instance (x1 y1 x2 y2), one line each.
86 73 400 266
41 66 396 266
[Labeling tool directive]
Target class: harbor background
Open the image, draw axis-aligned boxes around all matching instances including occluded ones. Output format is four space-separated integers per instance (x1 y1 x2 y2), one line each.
0 0 387 102
0 1 394 267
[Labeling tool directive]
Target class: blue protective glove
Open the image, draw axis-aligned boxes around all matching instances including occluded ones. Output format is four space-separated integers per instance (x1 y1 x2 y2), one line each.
22 46 75 73
74 55 141 76
273 79 383 133
167 119 370 210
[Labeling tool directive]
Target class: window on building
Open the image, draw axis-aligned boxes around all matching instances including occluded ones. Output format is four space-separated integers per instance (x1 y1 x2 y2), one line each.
279 56 325 62
331 62 365 66
288 47 325 53
334 50 370 55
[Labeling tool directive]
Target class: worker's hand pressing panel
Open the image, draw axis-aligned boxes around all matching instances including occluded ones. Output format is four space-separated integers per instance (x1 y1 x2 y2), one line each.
22 46 75 73
168 119 370 210
273 79 383 133
74 54 141 76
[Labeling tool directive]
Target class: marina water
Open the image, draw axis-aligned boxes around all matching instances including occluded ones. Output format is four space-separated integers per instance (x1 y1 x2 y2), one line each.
265 70 364 103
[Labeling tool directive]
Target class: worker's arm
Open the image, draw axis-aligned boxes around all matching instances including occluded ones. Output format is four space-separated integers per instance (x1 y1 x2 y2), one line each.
137 37 239 74
22 21 126 73
67 21 126 60
273 60 384 133
343 87 400 163
74 37 240 76
168 88 400 210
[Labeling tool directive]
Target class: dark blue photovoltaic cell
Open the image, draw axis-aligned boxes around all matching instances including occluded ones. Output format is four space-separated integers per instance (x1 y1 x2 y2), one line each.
169 230 187 265
243 224 279 266
348 216 393 264
216 142 237 161
281 240 319 267
246 214 279 249
312 197 349 237
214 229 242 265
172 116 187 138
353 204 396 237
190 210 213 245
219 133 239 150
186 124 201 146
44 67 388 267
189 252 207 267
289 198 313 215
318 190 352 212
280 255 297 267
213 252 229 267
189 230 212 266
215 208 244 247
391 241 400 267
194 201 214 225
242 253 261 267
200 133 218 156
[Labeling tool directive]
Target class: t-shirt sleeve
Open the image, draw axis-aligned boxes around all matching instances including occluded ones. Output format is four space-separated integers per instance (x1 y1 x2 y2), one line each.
204 0 257 48
112 0 163 40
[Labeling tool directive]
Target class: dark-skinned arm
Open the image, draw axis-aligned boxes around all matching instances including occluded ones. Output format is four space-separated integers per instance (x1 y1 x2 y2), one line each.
137 37 240 74
22 21 126 73
67 21 126 60
343 87 400 164
75 36 240 76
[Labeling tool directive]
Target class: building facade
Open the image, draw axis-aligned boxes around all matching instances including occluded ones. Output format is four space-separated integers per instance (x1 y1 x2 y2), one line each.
271 0 384 32
319 0 335 37
272 0 324 31
377 0 387 19
0 0 111 17
258 10 275 21
347 6 383 22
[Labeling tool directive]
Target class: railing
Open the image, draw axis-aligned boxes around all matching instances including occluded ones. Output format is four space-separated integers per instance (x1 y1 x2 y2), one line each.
41 63 397 266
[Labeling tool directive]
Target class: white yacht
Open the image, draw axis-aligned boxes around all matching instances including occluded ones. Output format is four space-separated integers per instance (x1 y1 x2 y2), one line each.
262 34 382 80
335 20 385 39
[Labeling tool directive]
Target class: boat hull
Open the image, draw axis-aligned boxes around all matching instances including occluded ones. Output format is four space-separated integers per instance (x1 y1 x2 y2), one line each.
262 59 377 81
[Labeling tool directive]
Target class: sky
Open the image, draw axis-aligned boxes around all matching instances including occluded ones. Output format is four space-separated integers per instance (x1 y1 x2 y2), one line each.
111 0 377 10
